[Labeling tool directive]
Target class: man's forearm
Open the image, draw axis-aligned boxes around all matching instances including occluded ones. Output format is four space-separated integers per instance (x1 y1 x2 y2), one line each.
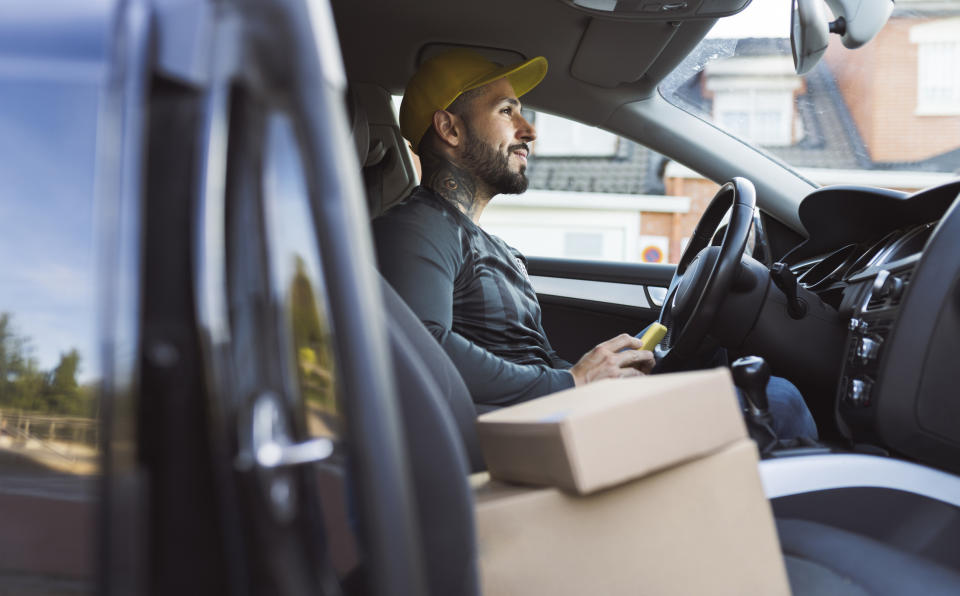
426 322 575 406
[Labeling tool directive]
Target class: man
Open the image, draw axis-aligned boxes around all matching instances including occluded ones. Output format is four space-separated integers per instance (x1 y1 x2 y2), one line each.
373 49 816 439
374 49 652 408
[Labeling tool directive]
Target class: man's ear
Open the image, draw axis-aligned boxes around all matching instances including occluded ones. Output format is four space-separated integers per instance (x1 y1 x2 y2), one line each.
431 110 463 148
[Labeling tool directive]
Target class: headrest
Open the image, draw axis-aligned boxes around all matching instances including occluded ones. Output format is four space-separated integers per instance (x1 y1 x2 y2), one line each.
346 84 419 217
347 88 371 167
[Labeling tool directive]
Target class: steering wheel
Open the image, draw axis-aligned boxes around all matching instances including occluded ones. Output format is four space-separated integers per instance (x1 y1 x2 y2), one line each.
655 177 756 371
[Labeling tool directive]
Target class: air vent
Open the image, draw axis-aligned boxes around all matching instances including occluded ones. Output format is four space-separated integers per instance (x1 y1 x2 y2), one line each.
865 269 913 312
866 293 887 312
790 261 817 278
888 270 911 307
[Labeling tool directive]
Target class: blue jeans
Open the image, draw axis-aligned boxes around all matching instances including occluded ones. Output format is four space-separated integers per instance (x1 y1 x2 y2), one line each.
735 376 818 441
635 326 818 441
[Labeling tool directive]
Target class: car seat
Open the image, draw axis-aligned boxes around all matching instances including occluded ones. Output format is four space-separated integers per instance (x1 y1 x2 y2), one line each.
377 276 481 596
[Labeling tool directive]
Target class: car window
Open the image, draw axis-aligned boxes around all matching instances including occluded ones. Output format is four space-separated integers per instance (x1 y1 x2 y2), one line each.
482 111 714 264
659 0 960 194
0 75 101 593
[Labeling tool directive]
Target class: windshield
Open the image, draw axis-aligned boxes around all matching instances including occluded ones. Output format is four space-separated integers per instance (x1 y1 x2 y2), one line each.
659 0 960 193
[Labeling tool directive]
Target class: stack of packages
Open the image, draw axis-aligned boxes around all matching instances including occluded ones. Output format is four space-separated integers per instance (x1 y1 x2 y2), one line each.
473 368 791 595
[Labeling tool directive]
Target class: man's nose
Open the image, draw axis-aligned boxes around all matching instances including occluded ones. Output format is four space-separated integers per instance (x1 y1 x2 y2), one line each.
517 114 536 142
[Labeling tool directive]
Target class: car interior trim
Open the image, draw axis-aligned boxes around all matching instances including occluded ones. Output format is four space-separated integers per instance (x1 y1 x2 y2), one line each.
847 253 922 284
526 256 675 286
646 285 668 307
529 275 653 308
760 454 960 508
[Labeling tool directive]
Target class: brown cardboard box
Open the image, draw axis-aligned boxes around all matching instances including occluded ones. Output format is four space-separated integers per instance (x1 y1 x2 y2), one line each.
473 439 791 596
477 368 746 494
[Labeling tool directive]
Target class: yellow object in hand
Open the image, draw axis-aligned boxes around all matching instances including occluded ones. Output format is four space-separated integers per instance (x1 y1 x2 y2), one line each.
639 323 668 352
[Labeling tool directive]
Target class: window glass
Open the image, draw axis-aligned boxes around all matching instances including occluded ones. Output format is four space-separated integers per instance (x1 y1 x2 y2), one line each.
0 76 101 591
262 114 341 442
531 111 620 157
482 111 698 264
660 0 960 192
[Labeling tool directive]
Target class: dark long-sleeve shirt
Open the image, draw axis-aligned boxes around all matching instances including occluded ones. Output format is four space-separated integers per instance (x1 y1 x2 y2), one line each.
373 187 574 406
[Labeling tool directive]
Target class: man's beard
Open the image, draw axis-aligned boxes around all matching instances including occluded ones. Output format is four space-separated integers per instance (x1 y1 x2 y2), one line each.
460 125 529 195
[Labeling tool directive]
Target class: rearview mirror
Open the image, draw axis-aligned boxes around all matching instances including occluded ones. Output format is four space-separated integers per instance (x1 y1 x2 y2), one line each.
824 0 895 49
791 0 830 75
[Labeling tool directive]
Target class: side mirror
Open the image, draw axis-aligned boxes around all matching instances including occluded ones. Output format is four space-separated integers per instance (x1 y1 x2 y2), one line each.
791 0 830 75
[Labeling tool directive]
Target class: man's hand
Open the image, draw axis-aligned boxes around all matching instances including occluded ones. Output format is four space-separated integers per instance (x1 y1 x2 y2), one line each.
568 334 656 386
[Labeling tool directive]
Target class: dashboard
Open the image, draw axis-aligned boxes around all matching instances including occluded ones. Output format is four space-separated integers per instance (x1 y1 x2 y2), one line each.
780 180 960 473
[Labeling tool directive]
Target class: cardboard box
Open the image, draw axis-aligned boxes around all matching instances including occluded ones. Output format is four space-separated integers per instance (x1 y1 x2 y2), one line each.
477 368 746 494
473 439 791 596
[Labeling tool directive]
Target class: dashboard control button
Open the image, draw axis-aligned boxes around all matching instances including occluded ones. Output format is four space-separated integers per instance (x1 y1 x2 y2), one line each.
857 337 881 364
847 378 872 407
848 318 867 333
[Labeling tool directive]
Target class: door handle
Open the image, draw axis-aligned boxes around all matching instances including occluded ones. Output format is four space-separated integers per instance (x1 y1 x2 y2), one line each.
237 390 334 471
255 436 334 468
236 390 334 522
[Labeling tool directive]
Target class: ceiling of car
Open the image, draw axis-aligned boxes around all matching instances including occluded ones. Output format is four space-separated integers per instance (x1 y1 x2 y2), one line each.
331 0 750 127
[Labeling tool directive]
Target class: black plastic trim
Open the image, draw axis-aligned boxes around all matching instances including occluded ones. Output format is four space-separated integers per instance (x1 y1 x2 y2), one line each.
526 256 674 286
875 190 960 473
789 181 960 263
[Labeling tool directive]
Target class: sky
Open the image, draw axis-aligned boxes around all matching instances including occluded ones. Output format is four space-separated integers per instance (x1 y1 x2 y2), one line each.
708 0 792 38
0 62 104 383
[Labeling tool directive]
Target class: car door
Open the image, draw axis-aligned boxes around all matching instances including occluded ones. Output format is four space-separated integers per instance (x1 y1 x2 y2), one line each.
526 258 673 362
176 1 426 594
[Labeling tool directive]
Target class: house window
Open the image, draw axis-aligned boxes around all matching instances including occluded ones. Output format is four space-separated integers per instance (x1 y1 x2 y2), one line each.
563 232 604 258
916 41 960 115
702 54 801 147
911 18 960 116
713 89 794 146
532 111 619 157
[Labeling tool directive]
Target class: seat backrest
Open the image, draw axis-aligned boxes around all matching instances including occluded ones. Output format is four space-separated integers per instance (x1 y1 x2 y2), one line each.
380 275 485 472
380 274 481 596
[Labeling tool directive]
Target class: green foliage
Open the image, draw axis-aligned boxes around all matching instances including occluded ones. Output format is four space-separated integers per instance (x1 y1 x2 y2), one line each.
0 313 95 417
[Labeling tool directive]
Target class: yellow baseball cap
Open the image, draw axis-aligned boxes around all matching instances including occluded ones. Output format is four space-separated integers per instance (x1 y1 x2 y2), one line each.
399 49 548 151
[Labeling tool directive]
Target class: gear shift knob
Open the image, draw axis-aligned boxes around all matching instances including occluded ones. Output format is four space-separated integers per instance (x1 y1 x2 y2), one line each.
731 355 771 416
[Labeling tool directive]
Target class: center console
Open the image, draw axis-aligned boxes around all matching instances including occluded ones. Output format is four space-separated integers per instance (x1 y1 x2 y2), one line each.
834 195 960 474
837 256 920 443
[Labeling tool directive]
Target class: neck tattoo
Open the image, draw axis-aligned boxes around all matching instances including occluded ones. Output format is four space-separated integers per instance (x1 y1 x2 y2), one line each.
420 149 487 220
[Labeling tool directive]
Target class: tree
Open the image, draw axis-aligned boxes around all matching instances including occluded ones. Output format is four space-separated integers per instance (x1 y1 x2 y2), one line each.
0 312 91 415
45 349 85 415
0 312 44 411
